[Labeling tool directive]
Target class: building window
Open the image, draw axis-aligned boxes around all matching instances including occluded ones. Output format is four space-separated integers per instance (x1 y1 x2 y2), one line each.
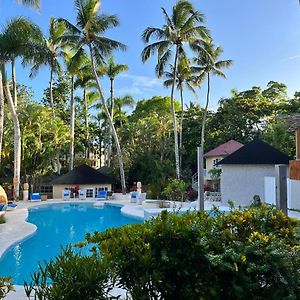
213 159 221 167
86 188 94 198
40 186 53 194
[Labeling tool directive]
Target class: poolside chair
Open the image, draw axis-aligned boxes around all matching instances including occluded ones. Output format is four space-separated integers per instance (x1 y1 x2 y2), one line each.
130 191 138 203
96 190 107 201
0 204 7 217
78 189 86 200
30 192 41 202
62 190 71 201
137 193 147 205
7 202 17 210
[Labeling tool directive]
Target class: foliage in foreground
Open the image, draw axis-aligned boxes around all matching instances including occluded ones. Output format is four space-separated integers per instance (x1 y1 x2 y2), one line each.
26 205 300 299
0 215 5 224
0 277 14 300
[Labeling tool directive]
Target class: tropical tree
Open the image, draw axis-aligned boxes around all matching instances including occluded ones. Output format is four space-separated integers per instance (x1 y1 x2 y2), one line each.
59 0 127 193
114 95 134 128
0 18 43 200
104 58 128 167
28 17 66 113
141 0 209 179
193 41 232 151
192 40 232 209
164 57 197 170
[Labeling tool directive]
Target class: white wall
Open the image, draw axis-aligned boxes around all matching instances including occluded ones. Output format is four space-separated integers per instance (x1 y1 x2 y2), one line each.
221 165 275 206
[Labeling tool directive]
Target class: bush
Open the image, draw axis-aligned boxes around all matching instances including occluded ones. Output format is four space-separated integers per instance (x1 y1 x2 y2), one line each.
0 277 14 299
26 205 300 299
162 178 188 201
87 205 300 299
24 246 115 300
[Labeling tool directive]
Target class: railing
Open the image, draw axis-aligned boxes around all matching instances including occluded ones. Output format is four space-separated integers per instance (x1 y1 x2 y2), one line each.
192 170 207 190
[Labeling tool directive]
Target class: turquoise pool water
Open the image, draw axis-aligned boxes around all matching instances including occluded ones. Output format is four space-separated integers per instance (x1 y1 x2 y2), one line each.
0 203 142 284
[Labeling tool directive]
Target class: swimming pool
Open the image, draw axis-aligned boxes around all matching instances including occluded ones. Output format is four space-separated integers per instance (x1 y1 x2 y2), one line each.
0 203 142 284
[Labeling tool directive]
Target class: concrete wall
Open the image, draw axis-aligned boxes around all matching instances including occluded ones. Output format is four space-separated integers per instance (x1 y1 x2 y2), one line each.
220 165 275 206
53 184 112 199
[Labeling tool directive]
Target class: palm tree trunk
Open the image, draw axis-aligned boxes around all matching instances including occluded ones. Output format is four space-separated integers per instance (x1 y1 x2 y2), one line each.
11 59 17 107
0 64 4 164
119 105 122 128
201 72 210 148
2 64 21 201
84 88 89 159
89 45 126 194
170 46 180 179
107 78 114 167
69 76 75 171
198 72 210 211
179 85 184 172
49 64 55 114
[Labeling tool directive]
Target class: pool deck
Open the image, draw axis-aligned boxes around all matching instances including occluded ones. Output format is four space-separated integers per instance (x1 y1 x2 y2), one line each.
1 198 300 299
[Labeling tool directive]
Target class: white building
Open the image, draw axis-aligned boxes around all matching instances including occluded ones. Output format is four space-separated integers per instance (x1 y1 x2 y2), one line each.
219 139 290 206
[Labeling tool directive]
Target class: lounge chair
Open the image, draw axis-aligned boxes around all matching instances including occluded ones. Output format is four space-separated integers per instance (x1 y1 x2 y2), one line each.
62 190 71 201
7 202 17 210
96 190 107 200
30 192 41 202
137 193 147 205
130 191 138 203
78 189 86 200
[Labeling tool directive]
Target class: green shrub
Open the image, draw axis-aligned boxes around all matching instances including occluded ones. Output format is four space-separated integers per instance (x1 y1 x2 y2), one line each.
161 178 188 201
26 205 300 299
24 246 114 300
0 277 14 299
87 205 300 299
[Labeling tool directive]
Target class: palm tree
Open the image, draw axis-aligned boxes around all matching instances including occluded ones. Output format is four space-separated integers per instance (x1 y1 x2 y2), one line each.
192 40 232 209
28 17 66 113
104 58 128 167
16 0 40 9
74 58 98 159
114 95 135 128
59 0 127 193
0 18 43 200
141 0 209 179
164 57 197 170
64 48 87 171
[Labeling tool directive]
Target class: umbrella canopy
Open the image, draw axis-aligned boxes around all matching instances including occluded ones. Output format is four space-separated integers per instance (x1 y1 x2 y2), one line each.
0 186 8 205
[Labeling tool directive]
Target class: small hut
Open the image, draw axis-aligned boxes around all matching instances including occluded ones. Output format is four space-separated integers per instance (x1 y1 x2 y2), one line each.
51 164 113 199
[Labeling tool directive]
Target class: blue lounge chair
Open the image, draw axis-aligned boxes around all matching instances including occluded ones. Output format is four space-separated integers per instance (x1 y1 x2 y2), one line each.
130 191 138 203
96 190 107 200
30 193 41 202
7 203 17 210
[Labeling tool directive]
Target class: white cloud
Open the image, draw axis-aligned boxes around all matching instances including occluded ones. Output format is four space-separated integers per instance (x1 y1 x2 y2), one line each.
282 54 300 61
119 73 162 95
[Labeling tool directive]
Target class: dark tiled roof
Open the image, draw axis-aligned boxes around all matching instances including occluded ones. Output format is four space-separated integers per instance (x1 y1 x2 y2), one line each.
204 140 244 158
217 139 290 165
51 164 113 185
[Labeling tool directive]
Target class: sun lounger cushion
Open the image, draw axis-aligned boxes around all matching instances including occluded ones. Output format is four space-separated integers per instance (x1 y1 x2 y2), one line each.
96 190 107 200
30 193 41 201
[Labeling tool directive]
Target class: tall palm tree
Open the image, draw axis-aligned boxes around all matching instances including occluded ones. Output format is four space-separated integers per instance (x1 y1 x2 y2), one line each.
74 58 95 159
141 0 209 179
192 40 232 209
28 17 66 113
193 41 233 150
64 48 86 171
0 18 43 200
164 57 197 170
114 95 135 128
104 58 128 167
59 0 127 193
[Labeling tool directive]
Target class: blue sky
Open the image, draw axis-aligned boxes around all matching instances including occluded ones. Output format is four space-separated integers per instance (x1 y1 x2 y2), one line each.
1 0 300 110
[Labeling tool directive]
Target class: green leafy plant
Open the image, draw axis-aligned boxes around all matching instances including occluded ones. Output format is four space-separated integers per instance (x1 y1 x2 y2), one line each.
0 277 14 299
24 245 115 300
162 178 188 201
0 215 5 224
